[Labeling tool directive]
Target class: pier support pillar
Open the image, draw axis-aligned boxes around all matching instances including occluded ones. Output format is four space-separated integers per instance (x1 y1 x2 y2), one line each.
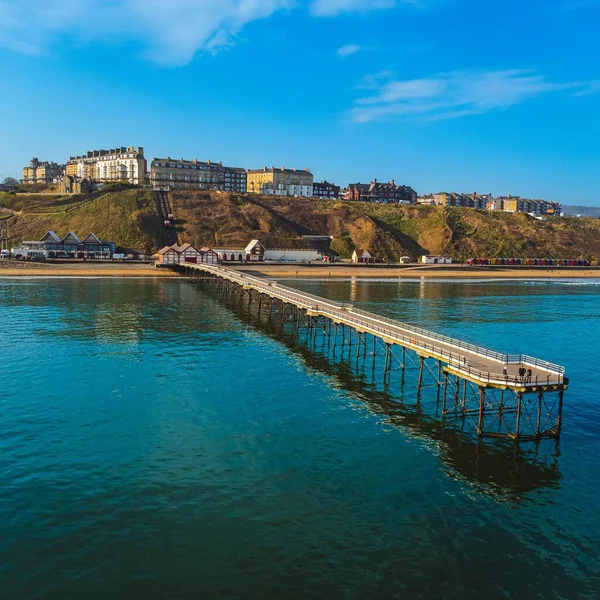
417 356 424 394
477 387 486 436
514 392 523 441
556 390 564 435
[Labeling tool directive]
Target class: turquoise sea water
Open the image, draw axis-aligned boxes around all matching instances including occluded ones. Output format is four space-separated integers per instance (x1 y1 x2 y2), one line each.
1 276 599 599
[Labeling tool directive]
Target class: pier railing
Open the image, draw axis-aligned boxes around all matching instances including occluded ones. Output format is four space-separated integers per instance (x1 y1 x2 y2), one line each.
192 264 566 387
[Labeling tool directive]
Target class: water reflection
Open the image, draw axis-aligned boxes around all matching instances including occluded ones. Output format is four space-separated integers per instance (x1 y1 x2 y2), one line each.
212 284 562 503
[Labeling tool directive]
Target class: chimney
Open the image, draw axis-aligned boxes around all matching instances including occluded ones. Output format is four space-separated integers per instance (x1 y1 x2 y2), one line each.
391 179 395 186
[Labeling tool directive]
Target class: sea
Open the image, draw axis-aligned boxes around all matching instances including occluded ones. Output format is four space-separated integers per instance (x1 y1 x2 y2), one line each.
1 276 599 599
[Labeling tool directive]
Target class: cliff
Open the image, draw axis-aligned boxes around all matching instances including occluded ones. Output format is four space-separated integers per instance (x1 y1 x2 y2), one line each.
2 189 600 261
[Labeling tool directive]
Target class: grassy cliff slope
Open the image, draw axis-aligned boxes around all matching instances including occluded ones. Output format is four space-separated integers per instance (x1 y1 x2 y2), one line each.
171 191 600 261
3 190 163 253
3 189 599 260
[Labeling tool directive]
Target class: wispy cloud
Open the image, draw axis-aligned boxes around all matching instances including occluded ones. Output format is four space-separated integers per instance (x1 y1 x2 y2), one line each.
351 69 599 123
311 0 397 17
337 44 361 57
0 0 293 65
0 0 427 65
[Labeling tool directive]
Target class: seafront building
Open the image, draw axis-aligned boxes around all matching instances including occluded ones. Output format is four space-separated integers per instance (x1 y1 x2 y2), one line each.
22 158 64 185
497 196 562 216
346 180 417 204
431 192 561 216
313 181 341 199
12 230 115 259
66 147 147 185
150 158 247 192
433 192 492 210
247 167 313 197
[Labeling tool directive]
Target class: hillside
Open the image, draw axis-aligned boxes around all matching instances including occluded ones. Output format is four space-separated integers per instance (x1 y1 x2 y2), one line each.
2 189 600 261
2 190 163 254
171 191 600 261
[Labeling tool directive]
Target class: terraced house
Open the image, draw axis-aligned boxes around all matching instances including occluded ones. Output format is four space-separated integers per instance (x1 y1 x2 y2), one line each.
66 146 147 185
150 158 247 192
247 167 313 197
347 180 417 204
22 158 64 185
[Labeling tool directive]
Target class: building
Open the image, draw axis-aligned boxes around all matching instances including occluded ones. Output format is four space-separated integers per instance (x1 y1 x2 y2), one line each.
313 181 340 199
421 255 452 264
150 158 247 192
15 230 115 258
199 247 219 264
156 245 181 265
499 196 561 216
352 249 376 264
156 243 220 265
66 147 146 185
347 180 417 204
223 167 247 193
433 192 491 210
244 240 266 261
22 158 63 185
58 175 93 195
247 166 313 197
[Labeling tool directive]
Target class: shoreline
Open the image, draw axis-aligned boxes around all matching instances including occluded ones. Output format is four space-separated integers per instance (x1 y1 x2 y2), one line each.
0 262 599 279
233 264 600 279
0 262 177 278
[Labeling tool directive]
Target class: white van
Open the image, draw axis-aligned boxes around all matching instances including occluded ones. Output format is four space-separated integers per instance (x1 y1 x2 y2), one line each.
0 250 9 259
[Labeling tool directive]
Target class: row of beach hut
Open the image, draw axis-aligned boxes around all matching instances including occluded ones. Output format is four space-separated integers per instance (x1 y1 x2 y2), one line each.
156 243 219 265
467 258 595 266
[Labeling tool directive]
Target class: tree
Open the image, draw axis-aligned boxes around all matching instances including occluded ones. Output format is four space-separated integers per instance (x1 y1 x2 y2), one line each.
3 177 18 186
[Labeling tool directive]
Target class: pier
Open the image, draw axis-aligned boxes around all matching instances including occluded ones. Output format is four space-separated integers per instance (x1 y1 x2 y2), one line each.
177 263 568 441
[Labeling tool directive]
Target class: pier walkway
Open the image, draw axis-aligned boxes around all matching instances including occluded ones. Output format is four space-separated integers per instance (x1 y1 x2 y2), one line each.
183 263 567 394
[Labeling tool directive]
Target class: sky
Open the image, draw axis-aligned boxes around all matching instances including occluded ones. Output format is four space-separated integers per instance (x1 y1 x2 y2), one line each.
0 0 599 204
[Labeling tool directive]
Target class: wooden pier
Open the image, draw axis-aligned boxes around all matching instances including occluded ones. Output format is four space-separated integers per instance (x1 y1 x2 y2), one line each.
177 263 568 441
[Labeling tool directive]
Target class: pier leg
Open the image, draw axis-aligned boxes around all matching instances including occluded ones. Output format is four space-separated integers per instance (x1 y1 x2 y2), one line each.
461 379 468 414
437 361 442 387
514 393 523 441
384 343 391 381
454 376 460 408
401 347 406 385
442 373 448 415
477 387 486 436
417 356 424 394
556 390 564 435
536 392 543 439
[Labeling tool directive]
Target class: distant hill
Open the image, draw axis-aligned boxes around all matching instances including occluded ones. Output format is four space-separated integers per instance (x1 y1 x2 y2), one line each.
562 205 600 218
2 189 600 260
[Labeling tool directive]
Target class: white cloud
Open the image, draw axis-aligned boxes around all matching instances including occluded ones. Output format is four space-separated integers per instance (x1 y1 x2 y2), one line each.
337 44 361 57
311 0 397 17
0 0 293 65
351 69 599 123
0 0 427 63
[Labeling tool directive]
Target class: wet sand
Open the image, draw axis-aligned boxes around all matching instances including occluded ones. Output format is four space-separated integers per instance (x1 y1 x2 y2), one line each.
0 261 598 279
0 261 177 277
234 264 600 279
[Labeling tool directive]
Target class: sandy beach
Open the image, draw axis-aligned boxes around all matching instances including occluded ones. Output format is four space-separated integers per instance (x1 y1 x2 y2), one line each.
0 261 598 279
234 264 600 279
0 261 178 277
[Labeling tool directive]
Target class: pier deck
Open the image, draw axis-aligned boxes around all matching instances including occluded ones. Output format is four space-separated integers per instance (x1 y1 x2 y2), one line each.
177 262 567 440
184 263 566 393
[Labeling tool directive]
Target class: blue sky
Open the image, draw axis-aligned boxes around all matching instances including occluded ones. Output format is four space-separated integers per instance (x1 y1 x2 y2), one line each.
0 0 599 204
